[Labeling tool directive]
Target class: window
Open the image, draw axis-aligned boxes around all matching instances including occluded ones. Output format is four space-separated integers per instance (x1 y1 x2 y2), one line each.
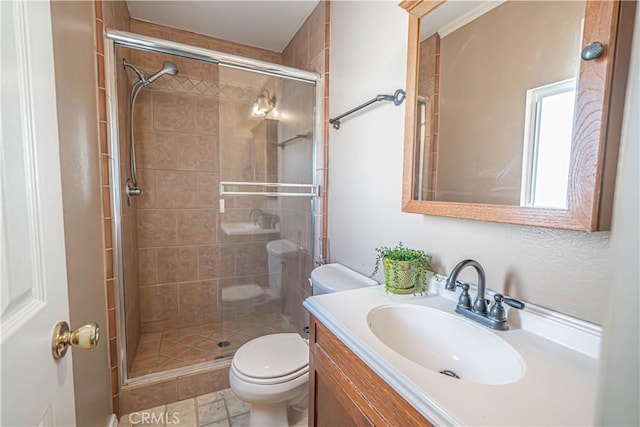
521 78 576 208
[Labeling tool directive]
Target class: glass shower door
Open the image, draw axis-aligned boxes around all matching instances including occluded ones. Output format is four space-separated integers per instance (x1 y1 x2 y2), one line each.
215 66 317 357
117 44 318 379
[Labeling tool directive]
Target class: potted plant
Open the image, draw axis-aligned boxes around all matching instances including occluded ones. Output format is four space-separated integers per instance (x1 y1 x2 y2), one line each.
372 242 433 294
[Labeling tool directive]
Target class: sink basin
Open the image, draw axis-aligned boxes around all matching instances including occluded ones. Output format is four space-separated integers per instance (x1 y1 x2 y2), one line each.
367 304 525 385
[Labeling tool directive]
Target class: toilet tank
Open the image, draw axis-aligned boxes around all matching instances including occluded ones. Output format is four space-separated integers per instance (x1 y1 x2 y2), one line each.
310 263 379 296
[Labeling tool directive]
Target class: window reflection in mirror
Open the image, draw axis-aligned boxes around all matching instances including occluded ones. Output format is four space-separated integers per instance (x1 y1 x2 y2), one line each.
521 78 576 208
413 0 585 206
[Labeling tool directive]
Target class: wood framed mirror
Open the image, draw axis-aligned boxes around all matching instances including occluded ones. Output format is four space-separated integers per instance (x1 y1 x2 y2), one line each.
400 0 635 231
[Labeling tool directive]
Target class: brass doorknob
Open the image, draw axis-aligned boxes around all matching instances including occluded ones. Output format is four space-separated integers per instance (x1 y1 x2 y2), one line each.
52 321 100 360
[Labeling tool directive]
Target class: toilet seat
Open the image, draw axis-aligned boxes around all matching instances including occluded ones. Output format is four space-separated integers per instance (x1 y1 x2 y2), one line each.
232 363 308 386
232 333 309 385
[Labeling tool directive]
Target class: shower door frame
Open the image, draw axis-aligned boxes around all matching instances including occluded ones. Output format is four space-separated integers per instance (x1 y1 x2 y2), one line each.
104 29 322 387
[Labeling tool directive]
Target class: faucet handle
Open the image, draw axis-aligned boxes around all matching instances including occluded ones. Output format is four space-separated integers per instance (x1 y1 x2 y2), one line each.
456 282 472 310
489 294 507 322
497 294 525 310
489 294 525 323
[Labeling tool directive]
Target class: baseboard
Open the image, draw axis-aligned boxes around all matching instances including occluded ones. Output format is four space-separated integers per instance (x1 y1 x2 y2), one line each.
119 362 231 415
107 413 118 427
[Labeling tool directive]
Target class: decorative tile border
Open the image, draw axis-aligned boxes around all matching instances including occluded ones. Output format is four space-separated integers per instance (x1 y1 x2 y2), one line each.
151 75 261 103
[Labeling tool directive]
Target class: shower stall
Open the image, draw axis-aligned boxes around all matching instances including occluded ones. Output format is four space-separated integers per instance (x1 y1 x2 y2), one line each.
105 30 320 384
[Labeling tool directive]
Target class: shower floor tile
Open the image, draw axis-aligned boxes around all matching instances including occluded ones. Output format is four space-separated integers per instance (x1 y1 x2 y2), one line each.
129 313 297 378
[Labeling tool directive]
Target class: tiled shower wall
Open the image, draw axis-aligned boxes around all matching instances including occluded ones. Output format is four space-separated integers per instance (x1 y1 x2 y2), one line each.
128 18 324 337
128 49 294 333
128 51 223 333
279 1 330 333
129 19 281 64
215 73 284 321
116 45 142 372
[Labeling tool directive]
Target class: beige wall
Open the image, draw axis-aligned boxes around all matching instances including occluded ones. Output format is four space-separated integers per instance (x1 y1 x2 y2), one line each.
437 1 585 204
595 4 639 425
50 1 112 425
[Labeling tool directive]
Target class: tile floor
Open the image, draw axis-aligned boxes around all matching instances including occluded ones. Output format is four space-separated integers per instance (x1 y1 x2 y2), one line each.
130 313 298 377
118 387 308 427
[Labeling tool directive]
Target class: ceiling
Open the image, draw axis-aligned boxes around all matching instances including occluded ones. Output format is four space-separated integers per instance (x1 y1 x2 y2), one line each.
126 1 320 53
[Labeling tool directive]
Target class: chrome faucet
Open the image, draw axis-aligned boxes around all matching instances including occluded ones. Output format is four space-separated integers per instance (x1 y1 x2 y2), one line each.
445 259 524 330
445 259 488 313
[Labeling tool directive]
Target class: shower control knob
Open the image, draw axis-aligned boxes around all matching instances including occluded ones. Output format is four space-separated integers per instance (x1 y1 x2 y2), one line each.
127 187 142 197
125 179 143 204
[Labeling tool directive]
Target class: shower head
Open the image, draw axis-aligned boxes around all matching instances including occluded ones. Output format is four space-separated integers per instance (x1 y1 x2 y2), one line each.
123 59 179 86
146 61 179 84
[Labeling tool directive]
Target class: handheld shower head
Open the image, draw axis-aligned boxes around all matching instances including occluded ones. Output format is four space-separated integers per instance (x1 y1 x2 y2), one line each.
124 58 179 195
146 61 179 84
124 59 179 86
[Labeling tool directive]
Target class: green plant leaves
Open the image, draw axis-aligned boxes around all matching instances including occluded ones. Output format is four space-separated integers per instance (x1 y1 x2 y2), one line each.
371 242 433 293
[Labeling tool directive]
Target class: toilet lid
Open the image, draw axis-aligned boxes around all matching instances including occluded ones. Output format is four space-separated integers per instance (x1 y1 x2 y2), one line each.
233 333 308 379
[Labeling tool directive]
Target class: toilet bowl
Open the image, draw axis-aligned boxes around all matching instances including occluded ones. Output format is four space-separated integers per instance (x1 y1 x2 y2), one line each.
230 333 308 427
229 263 378 427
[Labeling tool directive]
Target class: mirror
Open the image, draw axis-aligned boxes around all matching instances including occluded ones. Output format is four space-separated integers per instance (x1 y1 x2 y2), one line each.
415 1 584 207
400 0 633 231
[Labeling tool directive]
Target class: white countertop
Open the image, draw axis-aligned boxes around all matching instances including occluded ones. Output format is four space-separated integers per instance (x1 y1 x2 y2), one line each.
304 285 600 426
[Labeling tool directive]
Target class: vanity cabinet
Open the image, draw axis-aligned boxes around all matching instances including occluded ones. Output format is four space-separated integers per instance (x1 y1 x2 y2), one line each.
308 315 431 426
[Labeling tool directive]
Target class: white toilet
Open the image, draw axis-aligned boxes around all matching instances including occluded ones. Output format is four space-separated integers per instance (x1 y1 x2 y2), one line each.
229 263 378 427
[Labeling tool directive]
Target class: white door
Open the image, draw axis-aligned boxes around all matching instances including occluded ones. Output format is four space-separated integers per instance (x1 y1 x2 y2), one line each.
1 0 77 425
